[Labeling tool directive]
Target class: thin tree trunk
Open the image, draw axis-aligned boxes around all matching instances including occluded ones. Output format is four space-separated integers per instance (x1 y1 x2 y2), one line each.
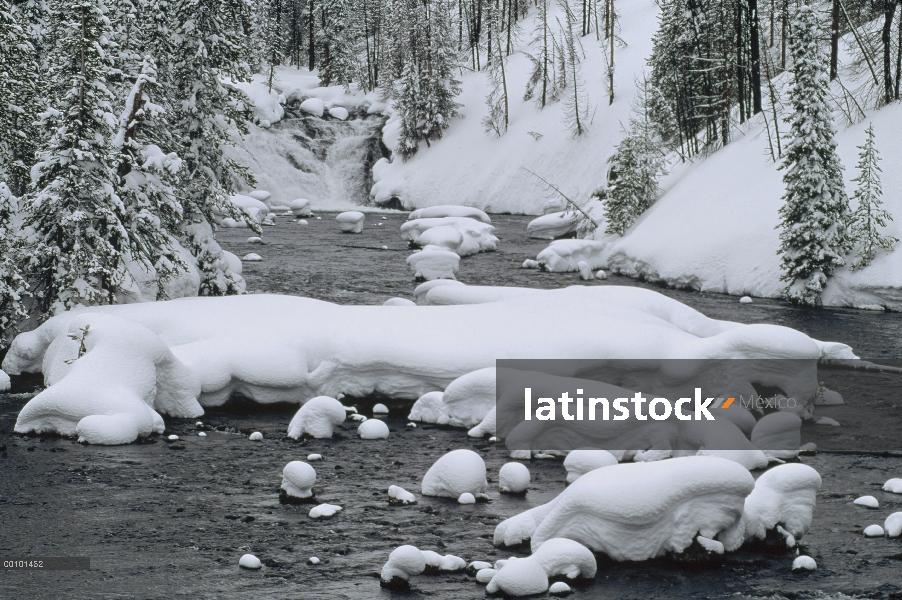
307 0 315 71
781 0 787 69
608 0 614 105
896 2 902 99
882 0 896 104
830 0 840 80
749 0 762 114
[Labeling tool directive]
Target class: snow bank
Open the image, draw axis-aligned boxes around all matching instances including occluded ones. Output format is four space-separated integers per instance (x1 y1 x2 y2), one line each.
408 205 492 223
401 217 499 256
421 449 488 499
406 246 460 280
438 367 495 428
536 239 607 272
281 461 316 501
495 456 755 560
499 462 530 494
3 285 854 443
381 545 425 587
336 211 365 233
563 450 619 484
527 212 580 240
287 396 346 439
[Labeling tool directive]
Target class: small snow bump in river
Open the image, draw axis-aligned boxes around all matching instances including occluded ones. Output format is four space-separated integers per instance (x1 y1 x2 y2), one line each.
740 296 753 303
239 554 262 569
853 495 879 508
308 556 320 565
281 461 316 501
242 253 262 262
198 432 206 437
373 403 389 414
248 431 263 441
422 449 488 499
309 503 342 519
296 219 308 225
167 435 179 441
549 581 572 595
791 556 817 572
883 478 902 494
885 512 902 537
475 568 496 583
247 236 263 244
388 485 417 505
307 453 322 461
498 462 530 494
358 419 389 439
458 493 476 504
864 524 885 537
380 545 425 589
816 416 841 426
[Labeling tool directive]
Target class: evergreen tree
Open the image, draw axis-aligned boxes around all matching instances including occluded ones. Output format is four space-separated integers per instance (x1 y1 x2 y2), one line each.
317 0 357 88
603 78 666 235
168 0 256 295
849 123 897 269
254 0 286 91
21 0 131 314
483 4 509 137
560 1 588 137
777 5 851 306
523 0 554 107
0 183 28 345
0 2 39 196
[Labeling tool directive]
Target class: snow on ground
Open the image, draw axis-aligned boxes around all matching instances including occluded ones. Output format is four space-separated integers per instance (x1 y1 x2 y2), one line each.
3 285 854 444
421 449 488 499
495 456 755 559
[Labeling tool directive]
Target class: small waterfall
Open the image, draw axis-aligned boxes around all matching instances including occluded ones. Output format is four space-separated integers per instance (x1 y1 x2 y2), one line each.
231 103 390 209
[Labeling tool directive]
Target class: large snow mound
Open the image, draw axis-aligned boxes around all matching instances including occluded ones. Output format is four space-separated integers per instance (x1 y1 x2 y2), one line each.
437 367 496 428
527 212 580 240
495 456 755 560
401 217 499 256
421 449 488 498
3 285 854 444
287 396 346 439
536 240 607 272
409 205 491 223
406 246 460 280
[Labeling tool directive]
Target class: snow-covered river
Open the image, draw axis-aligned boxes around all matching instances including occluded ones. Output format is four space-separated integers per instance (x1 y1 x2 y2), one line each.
1 211 900 599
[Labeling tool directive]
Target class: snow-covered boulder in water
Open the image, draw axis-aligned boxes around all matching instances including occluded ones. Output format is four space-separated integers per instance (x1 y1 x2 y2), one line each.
495 456 755 560
408 391 444 423
280 461 317 503
536 239 607 272
358 418 389 439
485 557 549 596
401 217 498 256
229 194 270 224
328 106 349 120
0 369 10 392
885 512 902 537
406 246 460 280
751 412 801 459
563 450 618 484
422 449 488 499
388 485 417 505
287 396 346 439
438 367 495 428
883 478 902 494
239 554 262 569
309 503 342 518
421 551 466 573
531 538 597 580
499 462 530 494
336 211 365 233
408 205 491 223
381 545 426 589
416 225 464 253
299 97 325 117
527 211 580 240
285 198 312 217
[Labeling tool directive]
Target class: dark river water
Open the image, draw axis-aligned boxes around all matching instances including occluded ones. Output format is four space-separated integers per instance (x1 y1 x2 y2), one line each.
1 211 900 599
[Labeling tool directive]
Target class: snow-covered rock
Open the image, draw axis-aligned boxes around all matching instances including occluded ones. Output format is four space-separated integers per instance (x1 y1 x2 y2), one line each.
309 503 342 518
307 453 322 461
247 236 263 244
415 225 464 252
864 524 885 537
883 478 902 494
336 211 365 233
384 297 416 306
467 406 496 438
0 370 9 392
242 253 262 262
299 97 325 117
721 463 821 551
458 492 476 504
167 434 179 441
421 551 466 573
740 296 753 304
527 211 580 240
358 418 389 439
531 538 596 580
308 556 320 565
475 568 496 583
792 556 817 572
388 485 416 505
198 432 206 437
239 554 262 569
373 403 389 414
422 449 488 499
406 246 460 280
381 545 426 587
549 581 572 596
328 106 349 120
285 198 312 217
499 462 530 494
885 512 902 537
287 396 347 439
229 194 270 224
495 456 755 560
750 412 801 459
536 240 606 272
439 367 495 428
485 558 549 596
577 261 593 280
408 391 444 423
563 450 618 484
281 461 316 501
854 495 879 508
248 431 263 441
816 416 841 426
408 205 492 223
401 217 498 256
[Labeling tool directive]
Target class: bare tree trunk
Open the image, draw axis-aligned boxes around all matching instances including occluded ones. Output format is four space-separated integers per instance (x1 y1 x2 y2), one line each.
896 2 902 99
749 0 762 114
830 0 840 80
882 0 897 104
307 0 315 71
608 0 614 105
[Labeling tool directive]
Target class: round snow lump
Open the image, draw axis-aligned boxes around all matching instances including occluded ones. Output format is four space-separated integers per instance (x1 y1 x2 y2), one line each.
499 462 530 494
358 419 389 439
309 503 342 519
381 545 426 587
563 449 618 484
281 461 316 500
308 556 320 565
242 253 262 262
167 434 179 441
740 296 753 303
885 512 902 537
198 432 206 437
247 236 263 244
336 211 365 233
549 581 572 595
306 453 322 461
854 495 879 508
299 97 325 117
883 478 902 494
421 449 488 498
328 106 349 120
373 403 389 415
476 567 496 583
239 554 262 569
388 485 417 505
458 492 476 504
486 557 549 596
287 396 346 439
864 524 885 537
792 556 817 572
248 431 263 441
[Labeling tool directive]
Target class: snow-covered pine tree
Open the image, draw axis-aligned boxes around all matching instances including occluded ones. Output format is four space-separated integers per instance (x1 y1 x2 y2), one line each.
254 0 287 91
0 2 39 196
316 0 358 88
483 3 509 137
21 0 132 314
0 183 28 345
603 77 666 235
777 5 851 306
849 123 897 269
168 0 256 295
113 57 189 300
523 0 554 107
560 0 589 137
